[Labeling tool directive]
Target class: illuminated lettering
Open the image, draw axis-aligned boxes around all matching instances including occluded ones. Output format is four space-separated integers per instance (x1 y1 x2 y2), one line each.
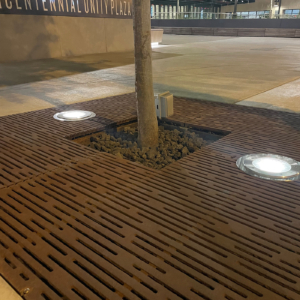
104 0 108 14
90 0 95 13
111 0 114 14
42 0 48 11
58 0 64 11
127 1 130 15
0 0 133 16
24 0 32 10
70 0 75 11
5 0 12 9
65 0 68 11
119 0 122 15
83 0 89 12
16 0 22 9
50 0 56 11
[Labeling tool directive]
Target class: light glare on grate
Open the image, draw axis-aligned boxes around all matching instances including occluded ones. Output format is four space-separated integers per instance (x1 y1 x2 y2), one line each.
236 154 300 181
53 110 96 122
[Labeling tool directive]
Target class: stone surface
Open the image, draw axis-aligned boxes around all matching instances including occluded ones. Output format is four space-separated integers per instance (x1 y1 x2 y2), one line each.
151 29 164 44
238 77 300 113
87 126 206 169
0 15 133 63
55 17 107 57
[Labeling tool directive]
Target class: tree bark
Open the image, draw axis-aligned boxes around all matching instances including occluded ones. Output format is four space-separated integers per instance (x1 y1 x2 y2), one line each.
132 0 158 148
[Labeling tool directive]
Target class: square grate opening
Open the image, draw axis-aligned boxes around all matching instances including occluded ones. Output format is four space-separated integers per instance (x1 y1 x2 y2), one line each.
70 118 229 169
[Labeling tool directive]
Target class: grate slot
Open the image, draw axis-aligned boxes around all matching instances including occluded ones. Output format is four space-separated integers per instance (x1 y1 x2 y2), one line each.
13 252 66 298
23 248 53 272
133 265 189 300
41 236 68 256
48 255 106 300
190 288 212 300
71 288 88 300
4 257 17 269
19 273 29 281
132 240 248 298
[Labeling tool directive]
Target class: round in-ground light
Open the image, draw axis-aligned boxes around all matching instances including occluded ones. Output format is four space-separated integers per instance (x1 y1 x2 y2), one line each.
53 110 96 121
236 154 300 181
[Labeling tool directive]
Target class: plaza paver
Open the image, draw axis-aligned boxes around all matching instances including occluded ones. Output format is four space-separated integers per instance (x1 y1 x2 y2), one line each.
2 35 300 116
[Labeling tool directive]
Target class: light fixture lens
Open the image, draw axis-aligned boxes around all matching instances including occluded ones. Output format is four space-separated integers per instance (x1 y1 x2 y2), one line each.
62 111 87 119
53 110 96 121
252 157 291 174
236 154 300 181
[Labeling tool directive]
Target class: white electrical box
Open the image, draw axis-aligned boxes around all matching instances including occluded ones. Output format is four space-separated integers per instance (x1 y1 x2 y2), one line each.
160 92 174 117
155 92 174 119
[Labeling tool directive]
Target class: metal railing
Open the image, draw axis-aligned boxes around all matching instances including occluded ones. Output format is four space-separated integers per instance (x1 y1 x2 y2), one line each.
151 12 229 20
151 12 300 20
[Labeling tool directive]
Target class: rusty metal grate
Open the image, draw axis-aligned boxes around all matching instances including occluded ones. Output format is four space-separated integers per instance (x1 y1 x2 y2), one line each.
1 93 300 300
0 94 136 189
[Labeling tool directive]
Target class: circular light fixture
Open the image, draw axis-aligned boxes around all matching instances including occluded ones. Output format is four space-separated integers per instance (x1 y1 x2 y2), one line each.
236 154 300 181
53 110 96 122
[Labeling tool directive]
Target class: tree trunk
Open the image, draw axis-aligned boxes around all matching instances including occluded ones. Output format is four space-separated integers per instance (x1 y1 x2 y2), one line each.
132 0 158 148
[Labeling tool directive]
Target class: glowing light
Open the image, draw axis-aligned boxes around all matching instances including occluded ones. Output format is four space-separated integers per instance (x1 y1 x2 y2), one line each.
236 154 300 181
53 110 95 122
62 111 87 119
151 42 161 49
252 157 291 174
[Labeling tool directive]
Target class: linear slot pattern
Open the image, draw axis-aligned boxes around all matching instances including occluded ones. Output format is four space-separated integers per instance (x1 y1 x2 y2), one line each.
0 93 300 300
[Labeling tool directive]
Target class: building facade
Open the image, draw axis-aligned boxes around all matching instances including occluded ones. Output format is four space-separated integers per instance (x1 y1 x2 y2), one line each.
151 0 300 19
220 0 300 18
0 0 134 62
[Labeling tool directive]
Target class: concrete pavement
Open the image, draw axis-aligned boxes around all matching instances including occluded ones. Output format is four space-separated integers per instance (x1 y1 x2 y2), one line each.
0 277 22 300
1 35 300 116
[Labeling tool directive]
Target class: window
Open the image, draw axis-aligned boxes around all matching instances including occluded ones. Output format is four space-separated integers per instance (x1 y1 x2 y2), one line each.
226 10 272 19
225 12 232 19
257 10 269 18
241 11 249 18
249 11 256 18
284 9 300 17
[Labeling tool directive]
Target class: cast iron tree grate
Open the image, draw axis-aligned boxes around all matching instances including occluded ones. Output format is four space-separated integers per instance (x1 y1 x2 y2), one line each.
0 93 300 300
